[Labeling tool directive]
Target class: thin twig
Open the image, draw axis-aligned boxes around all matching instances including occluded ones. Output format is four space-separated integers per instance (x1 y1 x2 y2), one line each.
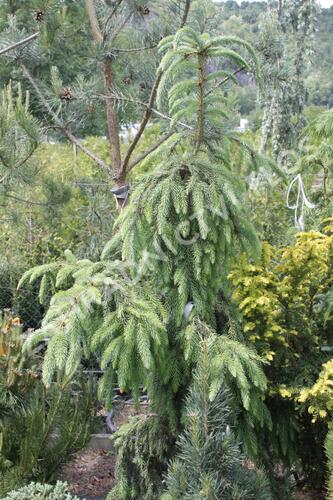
4 193 60 207
111 44 158 53
0 32 39 56
103 0 123 41
95 93 193 130
205 67 245 97
127 131 175 172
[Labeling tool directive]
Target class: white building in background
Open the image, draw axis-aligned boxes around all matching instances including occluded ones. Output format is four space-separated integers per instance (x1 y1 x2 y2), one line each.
235 118 248 132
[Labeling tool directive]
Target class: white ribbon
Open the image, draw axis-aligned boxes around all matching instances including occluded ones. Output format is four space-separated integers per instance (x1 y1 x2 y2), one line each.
286 174 315 231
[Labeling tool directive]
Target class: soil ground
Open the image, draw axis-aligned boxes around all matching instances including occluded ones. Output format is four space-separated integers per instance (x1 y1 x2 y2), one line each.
59 448 115 499
58 402 147 499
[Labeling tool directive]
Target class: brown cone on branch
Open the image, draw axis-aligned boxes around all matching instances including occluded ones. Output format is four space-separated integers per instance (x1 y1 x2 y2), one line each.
137 5 150 16
33 10 44 22
59 87 74 102
86 99 94 113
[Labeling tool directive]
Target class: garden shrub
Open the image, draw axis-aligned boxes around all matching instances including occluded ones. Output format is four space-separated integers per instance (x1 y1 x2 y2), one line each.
2 481 78 500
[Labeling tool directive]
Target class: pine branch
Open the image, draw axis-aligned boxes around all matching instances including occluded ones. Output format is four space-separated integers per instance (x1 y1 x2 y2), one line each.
103 0 123 40
0 32 39 56
21 64 112 176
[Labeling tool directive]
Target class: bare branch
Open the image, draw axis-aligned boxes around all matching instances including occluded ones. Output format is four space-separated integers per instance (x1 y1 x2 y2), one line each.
119 72 162 177
127 131 175 172
111 44 158 53
0 32 39 56
103 0 123 40
4 192 60 207
85 0 103 44
181 0 191 28
96 93 193 130
205 67 245 97
21 63 112 175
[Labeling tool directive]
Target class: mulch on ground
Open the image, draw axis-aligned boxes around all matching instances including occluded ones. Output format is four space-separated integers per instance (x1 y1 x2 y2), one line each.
59 402 148 499
59 448 116 499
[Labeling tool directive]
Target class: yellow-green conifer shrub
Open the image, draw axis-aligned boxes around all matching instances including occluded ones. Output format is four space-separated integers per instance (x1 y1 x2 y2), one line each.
229 219 333 479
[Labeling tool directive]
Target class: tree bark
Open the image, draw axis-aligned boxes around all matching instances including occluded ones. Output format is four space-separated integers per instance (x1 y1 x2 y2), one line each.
103 58 122 179
86 0 122 178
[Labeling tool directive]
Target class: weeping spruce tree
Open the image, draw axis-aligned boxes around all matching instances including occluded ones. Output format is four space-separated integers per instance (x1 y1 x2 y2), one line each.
18 21 274 500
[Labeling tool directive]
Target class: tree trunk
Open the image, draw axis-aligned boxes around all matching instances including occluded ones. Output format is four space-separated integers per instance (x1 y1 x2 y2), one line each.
103 58 122 177
85 0 122 179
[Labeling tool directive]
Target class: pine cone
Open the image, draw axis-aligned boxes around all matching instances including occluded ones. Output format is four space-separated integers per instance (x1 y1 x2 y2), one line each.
138 5 150 16
59 87 74 101
33 10 44 22
86 99 94 113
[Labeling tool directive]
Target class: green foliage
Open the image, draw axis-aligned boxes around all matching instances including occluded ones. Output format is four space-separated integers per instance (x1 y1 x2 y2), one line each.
258 1 318 161
161 337 271 499
18 252 171 409
2 481 78 500
108 415 176 500
229 222 333 486
299 359 333 421
325 424 333 499
157 26 260 147
109 152 260 323
0 310 96 497
0 82 41 189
